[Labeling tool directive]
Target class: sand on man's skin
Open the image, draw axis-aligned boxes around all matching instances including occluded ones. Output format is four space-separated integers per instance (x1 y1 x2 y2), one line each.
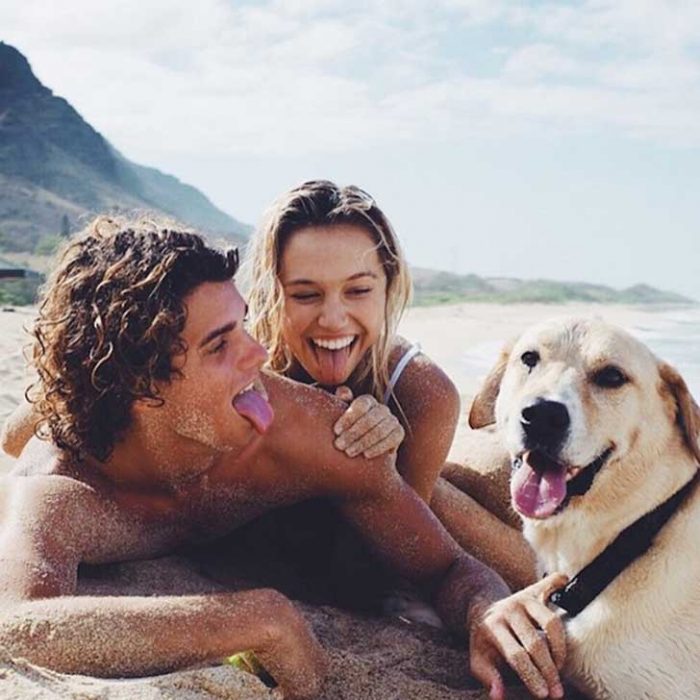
0 301 662 699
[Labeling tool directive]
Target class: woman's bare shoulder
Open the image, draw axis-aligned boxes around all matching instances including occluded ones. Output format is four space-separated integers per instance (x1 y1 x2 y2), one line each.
389 337 459 412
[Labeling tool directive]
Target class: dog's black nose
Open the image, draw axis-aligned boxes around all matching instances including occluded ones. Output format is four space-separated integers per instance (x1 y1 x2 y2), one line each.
521 399 570 452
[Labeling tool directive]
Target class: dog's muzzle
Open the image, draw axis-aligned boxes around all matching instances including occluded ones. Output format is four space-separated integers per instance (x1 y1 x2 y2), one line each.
521 399 570 455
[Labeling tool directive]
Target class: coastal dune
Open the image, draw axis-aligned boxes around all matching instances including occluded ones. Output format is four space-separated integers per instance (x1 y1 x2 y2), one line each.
0 301 690 699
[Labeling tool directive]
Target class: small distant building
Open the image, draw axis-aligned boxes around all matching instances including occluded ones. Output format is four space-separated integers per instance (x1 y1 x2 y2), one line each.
0 267 40 280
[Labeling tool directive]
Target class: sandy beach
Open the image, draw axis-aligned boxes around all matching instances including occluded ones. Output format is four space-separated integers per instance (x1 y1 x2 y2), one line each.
0 300 693 699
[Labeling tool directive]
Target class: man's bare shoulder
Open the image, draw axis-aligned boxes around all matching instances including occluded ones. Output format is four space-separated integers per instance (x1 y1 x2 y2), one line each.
3 440 179 568
259 373 401 499
4 437 101 511
0 463 110 599
1 465 109 558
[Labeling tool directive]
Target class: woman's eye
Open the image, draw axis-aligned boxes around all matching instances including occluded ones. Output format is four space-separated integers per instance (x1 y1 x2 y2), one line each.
347 287 372 297
592 365 629 389
290 292 320 302
521 350 540 369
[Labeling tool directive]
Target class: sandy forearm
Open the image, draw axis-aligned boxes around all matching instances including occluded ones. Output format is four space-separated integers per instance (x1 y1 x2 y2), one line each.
0 589 300 677
433 554 511 637
431 479 537 590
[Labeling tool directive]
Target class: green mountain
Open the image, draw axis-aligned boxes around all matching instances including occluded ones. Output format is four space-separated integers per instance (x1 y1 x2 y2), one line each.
411 268 695 305
0 42 249 253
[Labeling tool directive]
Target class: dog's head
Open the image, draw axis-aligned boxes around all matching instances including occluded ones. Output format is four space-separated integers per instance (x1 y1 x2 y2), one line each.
470 317 700 522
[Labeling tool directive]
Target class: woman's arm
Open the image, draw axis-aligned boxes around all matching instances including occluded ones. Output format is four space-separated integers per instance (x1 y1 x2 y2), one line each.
331 340 460 502
391 345 461 502
1 399 38 458
387 343 537 588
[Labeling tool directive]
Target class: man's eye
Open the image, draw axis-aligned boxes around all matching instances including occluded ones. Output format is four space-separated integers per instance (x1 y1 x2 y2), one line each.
521 350 540 369
592 365 629 388
209 339 228 355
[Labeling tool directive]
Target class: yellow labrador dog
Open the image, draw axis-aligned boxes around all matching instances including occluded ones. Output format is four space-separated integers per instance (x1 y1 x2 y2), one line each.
470 317 700 700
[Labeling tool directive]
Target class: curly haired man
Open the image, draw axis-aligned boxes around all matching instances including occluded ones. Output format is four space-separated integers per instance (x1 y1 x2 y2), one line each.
0 217 566 700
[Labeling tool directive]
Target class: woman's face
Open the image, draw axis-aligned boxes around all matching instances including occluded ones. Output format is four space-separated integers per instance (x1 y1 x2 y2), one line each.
279 223 387 387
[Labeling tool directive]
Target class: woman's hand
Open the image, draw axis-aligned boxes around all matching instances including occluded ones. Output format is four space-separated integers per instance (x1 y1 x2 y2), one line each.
333 388 405 459
468 573 568 700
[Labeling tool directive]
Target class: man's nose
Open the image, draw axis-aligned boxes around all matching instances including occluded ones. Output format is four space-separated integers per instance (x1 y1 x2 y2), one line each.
239 332 268 369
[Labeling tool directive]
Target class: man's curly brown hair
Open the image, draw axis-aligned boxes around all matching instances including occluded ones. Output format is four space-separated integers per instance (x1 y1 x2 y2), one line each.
29 216 239 461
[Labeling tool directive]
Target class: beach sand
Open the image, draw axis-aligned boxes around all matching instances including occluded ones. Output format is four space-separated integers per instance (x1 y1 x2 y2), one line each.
0 302 669 699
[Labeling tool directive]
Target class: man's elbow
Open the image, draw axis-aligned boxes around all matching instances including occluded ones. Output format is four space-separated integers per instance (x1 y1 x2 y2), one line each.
0 419 22 458
0 406 37 458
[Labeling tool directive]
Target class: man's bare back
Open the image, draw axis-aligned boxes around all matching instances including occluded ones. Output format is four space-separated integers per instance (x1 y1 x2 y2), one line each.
3 372 460 567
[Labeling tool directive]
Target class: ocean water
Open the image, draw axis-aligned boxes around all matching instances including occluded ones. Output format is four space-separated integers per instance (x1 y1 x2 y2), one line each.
632 306 700 401
461 306 700 401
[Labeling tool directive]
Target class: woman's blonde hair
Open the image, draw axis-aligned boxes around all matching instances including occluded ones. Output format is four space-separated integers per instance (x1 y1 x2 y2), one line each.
245 180 412 402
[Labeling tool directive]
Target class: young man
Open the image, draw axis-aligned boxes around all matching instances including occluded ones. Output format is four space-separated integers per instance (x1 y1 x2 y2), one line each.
0 218 566 700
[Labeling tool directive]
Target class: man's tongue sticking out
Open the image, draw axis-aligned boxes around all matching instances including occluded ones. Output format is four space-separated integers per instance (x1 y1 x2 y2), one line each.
233 389 274 434
315 345 352 386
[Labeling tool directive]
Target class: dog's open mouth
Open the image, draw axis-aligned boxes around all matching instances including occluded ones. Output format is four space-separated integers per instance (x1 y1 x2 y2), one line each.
511 447 614 519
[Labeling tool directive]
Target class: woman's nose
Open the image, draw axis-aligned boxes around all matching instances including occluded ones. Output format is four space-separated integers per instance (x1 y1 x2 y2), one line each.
318 297 347 329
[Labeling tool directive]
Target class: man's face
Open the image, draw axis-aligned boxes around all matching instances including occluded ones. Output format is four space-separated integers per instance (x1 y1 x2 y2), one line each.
150 280 272 457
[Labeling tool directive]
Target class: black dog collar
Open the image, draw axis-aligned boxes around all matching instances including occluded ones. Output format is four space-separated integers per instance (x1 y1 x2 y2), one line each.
549 471 699 617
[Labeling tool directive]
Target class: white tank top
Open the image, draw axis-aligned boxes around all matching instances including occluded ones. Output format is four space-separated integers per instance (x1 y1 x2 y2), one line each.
383 343 421 404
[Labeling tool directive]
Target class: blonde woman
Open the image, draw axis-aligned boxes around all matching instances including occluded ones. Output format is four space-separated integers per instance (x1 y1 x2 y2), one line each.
244 180 535 590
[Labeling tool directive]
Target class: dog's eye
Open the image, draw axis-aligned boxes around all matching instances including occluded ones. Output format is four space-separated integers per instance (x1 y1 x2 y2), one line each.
592 365 629 389
521 351 540 369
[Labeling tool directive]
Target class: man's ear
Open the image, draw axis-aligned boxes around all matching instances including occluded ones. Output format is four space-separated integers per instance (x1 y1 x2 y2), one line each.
131 395 165 414
659 362 700 464
468 344 512 429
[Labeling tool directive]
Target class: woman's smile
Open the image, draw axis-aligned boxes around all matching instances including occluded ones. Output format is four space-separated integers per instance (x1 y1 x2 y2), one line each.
279 223 387 388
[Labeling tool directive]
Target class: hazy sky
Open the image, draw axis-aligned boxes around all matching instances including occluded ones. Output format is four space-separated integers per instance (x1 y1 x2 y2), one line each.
2 0 699 298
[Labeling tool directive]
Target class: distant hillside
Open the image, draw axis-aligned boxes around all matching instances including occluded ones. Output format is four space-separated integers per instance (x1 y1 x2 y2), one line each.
411 268 696 306
0 42 249 254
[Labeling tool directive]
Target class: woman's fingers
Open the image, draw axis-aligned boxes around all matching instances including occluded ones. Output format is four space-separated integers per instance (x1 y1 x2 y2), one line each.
362 425 405 458
339 410 402 456
334 385 354 403
333 395 377 437
333 395 405 457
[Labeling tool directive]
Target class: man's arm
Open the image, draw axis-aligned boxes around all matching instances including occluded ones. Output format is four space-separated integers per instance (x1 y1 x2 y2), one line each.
263 372 566 700
0 475 325 698
334 433 566 700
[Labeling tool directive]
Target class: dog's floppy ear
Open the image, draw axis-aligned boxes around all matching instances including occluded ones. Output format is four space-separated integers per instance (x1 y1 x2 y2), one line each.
659 362 700 464
469 345 512 429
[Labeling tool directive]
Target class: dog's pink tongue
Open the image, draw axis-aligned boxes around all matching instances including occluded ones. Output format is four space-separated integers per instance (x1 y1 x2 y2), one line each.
511 451 567 519
233 390 274 434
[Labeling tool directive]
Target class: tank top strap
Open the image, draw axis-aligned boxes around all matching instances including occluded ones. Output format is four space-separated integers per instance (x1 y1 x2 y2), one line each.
383 343 422 404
